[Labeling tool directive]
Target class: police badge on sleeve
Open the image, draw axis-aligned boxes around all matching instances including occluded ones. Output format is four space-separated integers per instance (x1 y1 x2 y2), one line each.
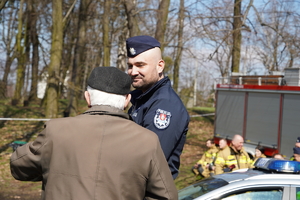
154 109 171 129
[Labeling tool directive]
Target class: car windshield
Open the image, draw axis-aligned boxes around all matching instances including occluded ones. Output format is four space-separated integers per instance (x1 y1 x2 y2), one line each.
178 177 228 200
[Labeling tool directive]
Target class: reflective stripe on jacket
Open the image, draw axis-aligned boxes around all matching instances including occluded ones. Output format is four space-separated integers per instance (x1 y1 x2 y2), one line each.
197 144 219 166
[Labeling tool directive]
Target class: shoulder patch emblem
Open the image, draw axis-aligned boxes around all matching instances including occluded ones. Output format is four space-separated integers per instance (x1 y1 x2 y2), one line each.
154 109 171 129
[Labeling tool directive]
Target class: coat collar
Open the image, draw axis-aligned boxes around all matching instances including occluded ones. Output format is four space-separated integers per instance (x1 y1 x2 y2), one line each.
82 105 129 119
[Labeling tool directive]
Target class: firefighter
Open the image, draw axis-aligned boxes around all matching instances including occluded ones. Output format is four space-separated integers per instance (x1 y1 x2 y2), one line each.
191 139 219 178
215 135 252 174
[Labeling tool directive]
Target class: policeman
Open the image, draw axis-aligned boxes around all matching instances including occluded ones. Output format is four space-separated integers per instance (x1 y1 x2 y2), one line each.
215 135 252 174
292 147 300 161
126 35 190 179
192 139 219 178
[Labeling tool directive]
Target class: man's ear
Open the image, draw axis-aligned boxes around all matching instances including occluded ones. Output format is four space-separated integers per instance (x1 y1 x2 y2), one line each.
84 91 91 107
157 59 165 74
124 94 131 109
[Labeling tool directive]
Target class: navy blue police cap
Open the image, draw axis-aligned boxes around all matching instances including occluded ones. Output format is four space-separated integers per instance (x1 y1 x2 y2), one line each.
87 66 131 95
297 137 300 143
293 147 300 155
126 35 161 58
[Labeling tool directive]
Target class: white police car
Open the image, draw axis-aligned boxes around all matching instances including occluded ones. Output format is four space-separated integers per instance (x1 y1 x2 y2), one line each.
178 158 300 200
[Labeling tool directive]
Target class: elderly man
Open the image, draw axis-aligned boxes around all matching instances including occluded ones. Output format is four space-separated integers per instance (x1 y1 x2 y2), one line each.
10 67 178 200
215 134 252 174
126 35 190 179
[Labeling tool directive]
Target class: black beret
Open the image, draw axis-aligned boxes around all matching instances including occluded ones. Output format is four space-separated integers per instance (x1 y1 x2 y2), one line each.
126 35 161 58
87 66 131 95
294 147 300 155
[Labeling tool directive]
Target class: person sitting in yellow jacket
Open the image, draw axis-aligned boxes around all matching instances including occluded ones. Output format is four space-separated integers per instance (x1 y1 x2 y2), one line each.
251 145 266 167
215 135 252 175
192 139 219 178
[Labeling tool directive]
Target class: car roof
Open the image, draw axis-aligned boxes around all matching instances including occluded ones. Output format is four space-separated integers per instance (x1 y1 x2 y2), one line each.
179 159 300 200
211 168 265 183
195 170 300 200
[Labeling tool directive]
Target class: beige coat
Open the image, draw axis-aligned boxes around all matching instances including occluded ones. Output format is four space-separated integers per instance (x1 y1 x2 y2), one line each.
10 105 178 200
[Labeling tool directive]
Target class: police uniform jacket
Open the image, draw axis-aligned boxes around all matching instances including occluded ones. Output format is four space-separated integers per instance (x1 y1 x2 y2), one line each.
214 144 252 175
129 76 190 179
196 144 219 166
10 105 178 200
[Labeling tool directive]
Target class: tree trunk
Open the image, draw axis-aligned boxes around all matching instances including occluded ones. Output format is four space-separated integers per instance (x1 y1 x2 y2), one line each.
28 0 39 102
116 26 128 72
173 0 184 93
1 51 15 99
231 0 242 73
102 0 111 66
65 0 89 117
12 0 26 106
123 0 140 37
0 0 9 11
155 0 170 53
45 0 63 118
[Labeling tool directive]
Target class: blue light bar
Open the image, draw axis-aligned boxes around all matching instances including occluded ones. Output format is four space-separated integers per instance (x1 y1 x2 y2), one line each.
254 158 300 173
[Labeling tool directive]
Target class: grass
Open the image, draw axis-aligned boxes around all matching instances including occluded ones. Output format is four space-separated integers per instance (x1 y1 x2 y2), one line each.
0 98 215 197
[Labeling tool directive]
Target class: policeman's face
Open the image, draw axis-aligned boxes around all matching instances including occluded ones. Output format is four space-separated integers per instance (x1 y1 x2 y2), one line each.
127 48 164 93
296 142 300 148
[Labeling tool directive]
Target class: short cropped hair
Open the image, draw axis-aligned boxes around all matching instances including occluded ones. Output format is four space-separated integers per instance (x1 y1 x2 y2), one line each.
87 86 126 110
206 139 214 144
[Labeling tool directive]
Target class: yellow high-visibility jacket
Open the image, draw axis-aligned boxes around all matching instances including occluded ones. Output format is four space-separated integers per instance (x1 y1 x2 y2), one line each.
196 144 219 166
214 144 252 175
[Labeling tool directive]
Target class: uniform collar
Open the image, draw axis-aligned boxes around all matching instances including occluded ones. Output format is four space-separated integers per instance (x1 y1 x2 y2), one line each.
130 76 170 104
82 105 129 119
230 143 241 154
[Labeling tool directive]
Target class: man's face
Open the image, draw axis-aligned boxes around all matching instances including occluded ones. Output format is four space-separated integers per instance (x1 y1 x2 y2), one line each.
206 141 212 148
294 154 300 162
296 142 300 148
219 140 227 149
127 48 164 92
232 138 244 151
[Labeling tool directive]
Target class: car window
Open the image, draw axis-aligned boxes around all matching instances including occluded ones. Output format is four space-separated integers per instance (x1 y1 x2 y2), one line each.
220 188 283 200
178 177 228 200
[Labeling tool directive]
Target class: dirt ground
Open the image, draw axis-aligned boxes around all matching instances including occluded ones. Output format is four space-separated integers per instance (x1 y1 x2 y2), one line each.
0 117 214 199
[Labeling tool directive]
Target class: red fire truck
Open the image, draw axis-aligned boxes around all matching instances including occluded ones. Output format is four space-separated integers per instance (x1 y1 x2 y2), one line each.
213 68 300 159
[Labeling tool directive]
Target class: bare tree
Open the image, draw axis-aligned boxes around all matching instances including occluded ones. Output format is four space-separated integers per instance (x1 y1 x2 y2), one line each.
27 0 40 103
0 2 18 99
173 0 185 93
231 0 242 72
155 0 170 53
0 0 9 11
12 0 26 105
123 0 140 37
45 0 64 118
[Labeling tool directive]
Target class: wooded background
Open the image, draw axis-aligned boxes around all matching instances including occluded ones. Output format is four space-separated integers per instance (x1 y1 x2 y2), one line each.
1 0 300 118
